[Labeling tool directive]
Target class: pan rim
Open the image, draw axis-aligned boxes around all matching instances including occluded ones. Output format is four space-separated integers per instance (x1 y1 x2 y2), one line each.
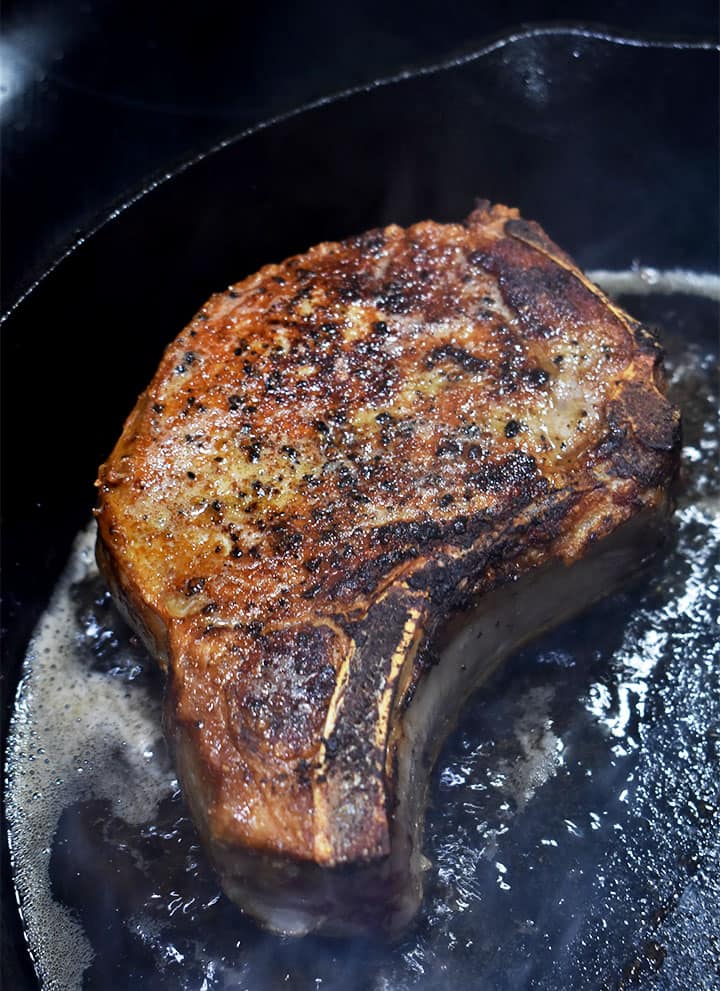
1 22 717 324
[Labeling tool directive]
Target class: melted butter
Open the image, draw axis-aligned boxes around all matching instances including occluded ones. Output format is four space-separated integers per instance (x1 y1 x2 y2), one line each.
6 533 175 990
6 270 719 991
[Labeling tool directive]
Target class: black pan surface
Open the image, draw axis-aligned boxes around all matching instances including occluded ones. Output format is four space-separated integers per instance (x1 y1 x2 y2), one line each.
3 27 719 990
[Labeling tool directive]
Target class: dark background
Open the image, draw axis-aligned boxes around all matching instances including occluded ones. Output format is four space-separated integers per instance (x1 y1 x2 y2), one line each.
2 0 718 312
2 3 718 988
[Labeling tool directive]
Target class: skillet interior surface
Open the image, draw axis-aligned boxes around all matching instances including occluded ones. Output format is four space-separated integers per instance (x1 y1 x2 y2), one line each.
2 27 719 990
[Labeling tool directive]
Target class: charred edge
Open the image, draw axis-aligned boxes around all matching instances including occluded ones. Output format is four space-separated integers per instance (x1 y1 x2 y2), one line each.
329 482 577 605
503 217 575 268
467 240 583 341
327 514 488 601
403 488 581 610
598 383 681 489
618 381 680 454
323 589 426 862
326 547 418 601
503 217 669 361
630 322 667 362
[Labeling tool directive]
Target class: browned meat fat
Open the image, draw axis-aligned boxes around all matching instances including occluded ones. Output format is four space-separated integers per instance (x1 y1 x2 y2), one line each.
95 202 679 936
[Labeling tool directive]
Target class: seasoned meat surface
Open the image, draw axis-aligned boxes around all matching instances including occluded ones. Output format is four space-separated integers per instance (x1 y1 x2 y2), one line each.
96 203 679 932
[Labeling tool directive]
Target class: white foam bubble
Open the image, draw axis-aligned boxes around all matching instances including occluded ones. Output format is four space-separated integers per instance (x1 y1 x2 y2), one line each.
5 524 175 991
499 686 565 812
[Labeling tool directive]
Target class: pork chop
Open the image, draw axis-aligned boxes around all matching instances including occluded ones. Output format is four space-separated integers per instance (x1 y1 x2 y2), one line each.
95 202 679 936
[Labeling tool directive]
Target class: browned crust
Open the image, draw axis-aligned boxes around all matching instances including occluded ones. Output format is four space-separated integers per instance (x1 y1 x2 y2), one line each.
95 202 680 868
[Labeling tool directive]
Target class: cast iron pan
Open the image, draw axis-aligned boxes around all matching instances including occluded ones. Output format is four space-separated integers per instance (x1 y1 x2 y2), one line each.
2 26 719 990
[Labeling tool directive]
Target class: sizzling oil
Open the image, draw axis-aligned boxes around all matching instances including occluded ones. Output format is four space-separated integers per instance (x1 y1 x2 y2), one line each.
6 272 720 991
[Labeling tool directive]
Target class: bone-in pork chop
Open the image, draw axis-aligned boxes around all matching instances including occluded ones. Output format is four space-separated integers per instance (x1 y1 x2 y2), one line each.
95 203 679 936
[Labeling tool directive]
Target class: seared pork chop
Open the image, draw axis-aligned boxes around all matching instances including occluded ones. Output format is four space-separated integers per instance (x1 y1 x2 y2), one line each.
96 203 679 936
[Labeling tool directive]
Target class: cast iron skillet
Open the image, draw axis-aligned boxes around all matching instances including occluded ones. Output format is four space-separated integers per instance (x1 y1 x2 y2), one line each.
2 26 718 989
